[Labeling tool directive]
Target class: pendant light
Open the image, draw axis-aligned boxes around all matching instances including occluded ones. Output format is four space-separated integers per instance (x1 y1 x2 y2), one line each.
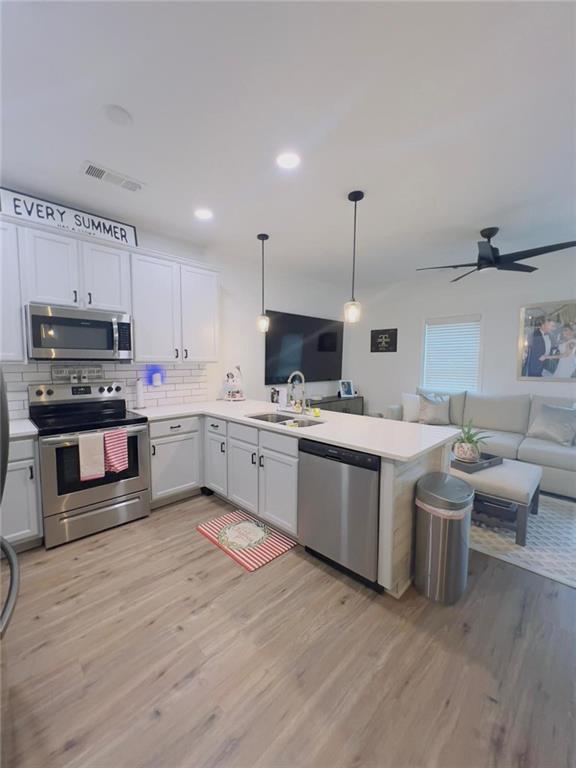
344 190 364 324
256 233 270 333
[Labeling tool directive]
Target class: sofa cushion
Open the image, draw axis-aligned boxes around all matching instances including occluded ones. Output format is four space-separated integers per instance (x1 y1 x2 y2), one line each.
528 395 576 435
527 404 576 446
463 393 531 434
418 388 466 426
477 430 525 460
419 393 450 425
518 437 576 473
401 393 420 422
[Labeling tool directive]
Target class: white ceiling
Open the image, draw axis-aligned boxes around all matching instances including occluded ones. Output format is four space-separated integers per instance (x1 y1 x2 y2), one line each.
2 1 575 286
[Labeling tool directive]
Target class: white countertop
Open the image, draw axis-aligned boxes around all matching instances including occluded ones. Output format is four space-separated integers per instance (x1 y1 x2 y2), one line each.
9 418 38 438
134 399 459 462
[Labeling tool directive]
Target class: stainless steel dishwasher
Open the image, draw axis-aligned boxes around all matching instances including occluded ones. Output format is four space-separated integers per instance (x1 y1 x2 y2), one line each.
298 439 381 584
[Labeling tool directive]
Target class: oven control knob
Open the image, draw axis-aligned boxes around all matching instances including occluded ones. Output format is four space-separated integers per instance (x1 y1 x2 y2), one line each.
46 389 54 396
35 389 43 397
107 386 113 393
98 386 106 393
115 386 122 392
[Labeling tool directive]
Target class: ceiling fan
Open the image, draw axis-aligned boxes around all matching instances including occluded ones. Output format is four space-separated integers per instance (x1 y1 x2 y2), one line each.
417 228 576 283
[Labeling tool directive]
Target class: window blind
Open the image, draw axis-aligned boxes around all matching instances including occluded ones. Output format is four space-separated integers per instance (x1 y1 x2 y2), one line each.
422 316 481 392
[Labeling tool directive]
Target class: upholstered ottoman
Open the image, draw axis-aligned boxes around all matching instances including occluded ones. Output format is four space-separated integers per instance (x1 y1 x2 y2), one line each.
450 459 542 546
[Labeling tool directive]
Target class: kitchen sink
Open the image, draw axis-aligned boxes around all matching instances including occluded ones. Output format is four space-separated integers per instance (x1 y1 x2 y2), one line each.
247 413 293 423
282 418 324 428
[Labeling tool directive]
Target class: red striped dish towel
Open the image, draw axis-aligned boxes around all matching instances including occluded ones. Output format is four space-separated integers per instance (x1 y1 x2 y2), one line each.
104 429 128 473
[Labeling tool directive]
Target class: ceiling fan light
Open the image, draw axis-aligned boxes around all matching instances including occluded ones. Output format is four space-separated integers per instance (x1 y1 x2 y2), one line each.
256 314 270 333
344 300 362 324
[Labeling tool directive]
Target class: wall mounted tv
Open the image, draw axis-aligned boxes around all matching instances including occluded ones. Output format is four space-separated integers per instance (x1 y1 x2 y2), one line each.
265 310 344 385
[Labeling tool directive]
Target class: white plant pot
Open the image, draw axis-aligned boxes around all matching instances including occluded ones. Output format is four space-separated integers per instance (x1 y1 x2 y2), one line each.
454 442 480 463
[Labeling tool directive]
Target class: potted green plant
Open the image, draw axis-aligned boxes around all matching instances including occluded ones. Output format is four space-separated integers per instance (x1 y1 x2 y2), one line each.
453 421 490 463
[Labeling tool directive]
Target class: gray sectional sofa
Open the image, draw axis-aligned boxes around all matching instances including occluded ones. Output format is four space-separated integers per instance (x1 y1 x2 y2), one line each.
384 392 576 498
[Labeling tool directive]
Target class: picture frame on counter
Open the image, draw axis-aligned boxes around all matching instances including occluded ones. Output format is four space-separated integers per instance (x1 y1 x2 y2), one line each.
339 380 355 398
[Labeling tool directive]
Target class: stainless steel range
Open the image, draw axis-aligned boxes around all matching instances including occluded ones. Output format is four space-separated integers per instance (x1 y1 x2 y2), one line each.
29 381 150 548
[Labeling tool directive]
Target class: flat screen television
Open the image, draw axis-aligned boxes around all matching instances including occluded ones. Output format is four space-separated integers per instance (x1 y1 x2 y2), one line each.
265 310 343 385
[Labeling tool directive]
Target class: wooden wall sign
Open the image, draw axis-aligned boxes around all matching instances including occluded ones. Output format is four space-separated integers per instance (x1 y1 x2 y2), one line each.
371 329 398 352
0 187 138 247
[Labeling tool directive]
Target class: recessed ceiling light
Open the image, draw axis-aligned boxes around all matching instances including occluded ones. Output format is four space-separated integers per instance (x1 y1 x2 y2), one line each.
276 152 301 170
102 104 134 127
194 208 214 221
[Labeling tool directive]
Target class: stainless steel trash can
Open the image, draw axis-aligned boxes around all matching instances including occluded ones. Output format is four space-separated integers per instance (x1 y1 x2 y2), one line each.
414 472 474 605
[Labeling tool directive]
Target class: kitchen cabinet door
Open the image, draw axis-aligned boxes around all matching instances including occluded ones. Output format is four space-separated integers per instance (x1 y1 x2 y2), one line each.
180 266 219 362
204 432 227 496
81 243 131 312
132 254 181 362
0 459 41 545
151 433 201 503
23 228 81 306
227 437 258 514
0 223 25 362
258 448 298 535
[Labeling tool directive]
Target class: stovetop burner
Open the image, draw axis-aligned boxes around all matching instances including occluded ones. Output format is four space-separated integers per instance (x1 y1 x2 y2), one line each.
28 381 148 437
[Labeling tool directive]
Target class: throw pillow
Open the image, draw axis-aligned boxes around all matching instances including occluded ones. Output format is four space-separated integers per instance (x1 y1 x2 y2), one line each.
527 404 576 446
402 393 421 422
419 393 450 425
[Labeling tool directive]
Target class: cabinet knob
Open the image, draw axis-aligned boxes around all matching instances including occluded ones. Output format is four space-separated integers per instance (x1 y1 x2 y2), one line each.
29 466 34 480
251 452 257 465
220 442 226 454
175 348 179 359
259 455 264 468
73 289 78 303
152 445 156 456
88 291 93 305
184 349 189 359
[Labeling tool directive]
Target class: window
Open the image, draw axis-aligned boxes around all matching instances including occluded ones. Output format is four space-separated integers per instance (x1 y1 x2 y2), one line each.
422 315 481 392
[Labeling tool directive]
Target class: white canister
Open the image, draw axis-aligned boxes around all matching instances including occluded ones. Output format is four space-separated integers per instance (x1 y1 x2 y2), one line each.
136 378 146 408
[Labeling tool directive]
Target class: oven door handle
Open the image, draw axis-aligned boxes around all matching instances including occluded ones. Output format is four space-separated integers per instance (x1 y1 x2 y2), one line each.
41 425 148 446
112 317 119 358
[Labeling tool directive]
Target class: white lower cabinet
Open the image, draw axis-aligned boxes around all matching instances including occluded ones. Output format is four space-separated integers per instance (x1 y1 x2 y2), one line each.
205 432 228 496
151 432 201 504
227 437 258 514
0 456 41 547
258 448 298 535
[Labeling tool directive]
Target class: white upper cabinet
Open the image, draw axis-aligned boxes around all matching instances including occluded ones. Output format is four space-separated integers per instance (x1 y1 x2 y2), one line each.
0 222 25 362
132 255 219 363
81 242 131 312
23 228 81 306
132 254 181 362
181 265 219 362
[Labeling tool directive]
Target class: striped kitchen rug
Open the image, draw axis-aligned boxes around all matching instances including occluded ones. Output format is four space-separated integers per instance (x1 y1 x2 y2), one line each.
197 509 297 571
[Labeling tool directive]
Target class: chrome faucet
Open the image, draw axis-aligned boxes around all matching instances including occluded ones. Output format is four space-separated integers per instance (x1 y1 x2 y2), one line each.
287 370 306 411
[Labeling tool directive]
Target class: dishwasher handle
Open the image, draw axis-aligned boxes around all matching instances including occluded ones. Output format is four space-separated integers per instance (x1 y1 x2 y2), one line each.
298 439 380 471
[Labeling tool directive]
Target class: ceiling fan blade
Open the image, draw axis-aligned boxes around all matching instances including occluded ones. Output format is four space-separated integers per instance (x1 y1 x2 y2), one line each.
500 241 576 263
416 263 477 271
450 268 478 283
497 263 538 273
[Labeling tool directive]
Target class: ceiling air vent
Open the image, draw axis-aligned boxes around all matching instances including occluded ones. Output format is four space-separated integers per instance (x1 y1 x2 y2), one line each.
81 161 144 192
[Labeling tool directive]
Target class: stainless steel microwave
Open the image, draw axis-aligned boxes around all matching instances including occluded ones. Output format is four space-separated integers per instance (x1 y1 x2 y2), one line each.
27 304 133 361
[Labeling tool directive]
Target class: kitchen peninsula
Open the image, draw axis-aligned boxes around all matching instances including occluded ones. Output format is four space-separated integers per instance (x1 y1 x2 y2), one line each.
135 399 459 597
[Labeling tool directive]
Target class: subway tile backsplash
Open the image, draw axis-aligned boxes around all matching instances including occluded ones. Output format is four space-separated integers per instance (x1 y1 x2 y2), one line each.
2 361 209 420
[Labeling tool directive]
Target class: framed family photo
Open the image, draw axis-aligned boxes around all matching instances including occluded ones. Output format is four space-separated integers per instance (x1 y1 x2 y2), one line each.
518 300 576 381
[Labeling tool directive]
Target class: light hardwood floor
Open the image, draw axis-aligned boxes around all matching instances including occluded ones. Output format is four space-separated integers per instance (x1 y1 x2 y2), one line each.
3 494 575 768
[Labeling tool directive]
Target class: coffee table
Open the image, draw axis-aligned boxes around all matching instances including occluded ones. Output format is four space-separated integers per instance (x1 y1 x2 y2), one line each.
450 459 542 546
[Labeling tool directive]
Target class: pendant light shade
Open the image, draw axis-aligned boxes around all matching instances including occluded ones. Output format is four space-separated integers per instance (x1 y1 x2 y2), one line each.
343 300 362 324
344 190 364 324
257 233 270 333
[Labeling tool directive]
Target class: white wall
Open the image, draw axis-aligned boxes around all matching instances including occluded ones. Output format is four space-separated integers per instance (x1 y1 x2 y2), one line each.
208 261 345 401
343 251 576 414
